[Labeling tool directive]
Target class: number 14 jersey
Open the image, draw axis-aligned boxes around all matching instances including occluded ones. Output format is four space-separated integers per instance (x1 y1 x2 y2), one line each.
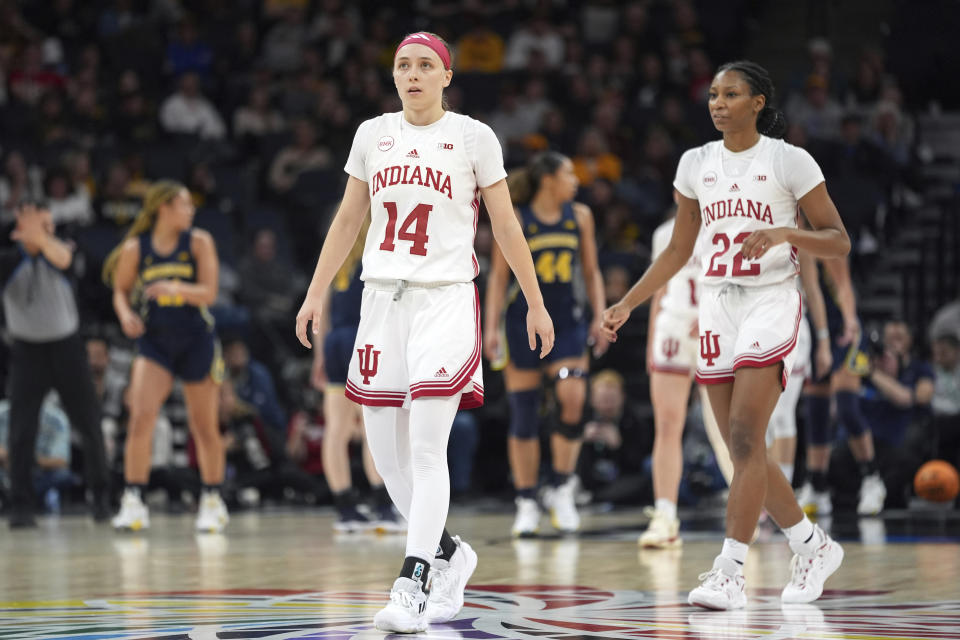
673 135 825 288
344 111 507 283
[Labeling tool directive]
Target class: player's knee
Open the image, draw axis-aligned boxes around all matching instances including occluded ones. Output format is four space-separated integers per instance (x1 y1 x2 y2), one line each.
728 418 760 462
835 391 868 436
508 389 540 439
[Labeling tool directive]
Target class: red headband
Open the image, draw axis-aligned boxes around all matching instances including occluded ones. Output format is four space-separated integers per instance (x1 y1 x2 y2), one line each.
394 33 451 70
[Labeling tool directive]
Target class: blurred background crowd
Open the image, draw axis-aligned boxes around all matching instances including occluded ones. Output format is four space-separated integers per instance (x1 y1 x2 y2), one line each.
0 0 958 516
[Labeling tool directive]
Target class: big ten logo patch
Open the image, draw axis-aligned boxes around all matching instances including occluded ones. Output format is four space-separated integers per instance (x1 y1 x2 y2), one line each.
699 331 721 366
378 136 395 152
357 344 381 384
437 142 454 150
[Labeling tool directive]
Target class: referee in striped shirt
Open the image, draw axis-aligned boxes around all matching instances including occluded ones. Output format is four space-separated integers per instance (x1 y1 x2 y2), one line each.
1 202 110 527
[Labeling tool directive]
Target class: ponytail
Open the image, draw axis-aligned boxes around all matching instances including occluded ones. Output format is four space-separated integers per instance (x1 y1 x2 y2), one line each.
506 168 535 206
102 180 185 286
757 106 787 139
507 151 568 206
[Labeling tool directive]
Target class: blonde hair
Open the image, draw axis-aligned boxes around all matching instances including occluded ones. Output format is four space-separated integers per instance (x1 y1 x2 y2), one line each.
591 369 625 391
102 180 185 286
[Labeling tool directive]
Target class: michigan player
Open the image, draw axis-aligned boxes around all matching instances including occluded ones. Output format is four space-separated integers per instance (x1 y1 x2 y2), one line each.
103 181 228 533
796 253 886 515
484 151 608 537
295 33 553 632
604 61 845 609
310 212 403 533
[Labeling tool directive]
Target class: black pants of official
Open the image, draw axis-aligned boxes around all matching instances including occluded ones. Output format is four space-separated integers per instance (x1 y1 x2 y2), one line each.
9 333 109 514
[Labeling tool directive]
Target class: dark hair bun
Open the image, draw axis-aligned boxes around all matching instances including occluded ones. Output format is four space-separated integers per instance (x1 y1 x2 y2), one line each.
758 106 787 139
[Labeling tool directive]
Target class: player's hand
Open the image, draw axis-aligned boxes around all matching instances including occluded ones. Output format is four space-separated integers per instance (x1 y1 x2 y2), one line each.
526 303 555 359
815 340 833 379
295 289 324 349
10 204 50 247
837 316 860 347
144 280 180 300
483 327 502 363
119 310 145 339
588 319 611 357
601 302 631 342
310 350 328 391
739 227 789 260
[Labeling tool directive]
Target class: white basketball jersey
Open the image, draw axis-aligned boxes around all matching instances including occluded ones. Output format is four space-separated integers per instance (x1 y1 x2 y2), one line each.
674 135 825 287
652 217 700 316
344 111 507 283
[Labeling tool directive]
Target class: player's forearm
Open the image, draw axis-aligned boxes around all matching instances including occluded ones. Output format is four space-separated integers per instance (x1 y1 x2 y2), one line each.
620 250 685 312
483 270 508 332
307 212 365 297
784 227 850 260
39 235 73 270
112 288 134 319
585 266 605 322
492 223 545 309
173 281 217 307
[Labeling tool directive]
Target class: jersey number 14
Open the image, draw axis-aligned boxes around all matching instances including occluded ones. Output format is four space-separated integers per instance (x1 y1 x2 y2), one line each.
379 202 431 256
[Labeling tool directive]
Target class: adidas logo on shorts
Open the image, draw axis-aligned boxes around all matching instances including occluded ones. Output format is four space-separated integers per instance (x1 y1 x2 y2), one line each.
434 367 449 377
750 340 761 350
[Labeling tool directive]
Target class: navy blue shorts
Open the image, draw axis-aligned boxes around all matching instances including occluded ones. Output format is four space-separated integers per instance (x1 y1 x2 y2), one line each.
137 328 223 383
324 325 358 385
505 315 587 371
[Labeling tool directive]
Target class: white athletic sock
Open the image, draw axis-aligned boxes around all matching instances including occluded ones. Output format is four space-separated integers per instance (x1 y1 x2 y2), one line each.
782 514 821 555
655 498 677 521
718 538 748 575
778 463 794 484
403 395 460 561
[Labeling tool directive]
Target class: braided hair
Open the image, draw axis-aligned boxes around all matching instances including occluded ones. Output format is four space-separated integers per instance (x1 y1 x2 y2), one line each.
717 60 787 139
506 151 567 206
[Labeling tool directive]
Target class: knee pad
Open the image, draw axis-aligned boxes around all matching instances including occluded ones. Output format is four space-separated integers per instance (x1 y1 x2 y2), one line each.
804 394 832 445
508 389 541 439
835 390 869 437
553 416 585 440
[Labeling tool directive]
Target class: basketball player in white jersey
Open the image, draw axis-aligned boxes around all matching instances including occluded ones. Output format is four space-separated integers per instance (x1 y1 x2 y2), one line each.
295 32 554 633
640 198 723 548
603 60 846 610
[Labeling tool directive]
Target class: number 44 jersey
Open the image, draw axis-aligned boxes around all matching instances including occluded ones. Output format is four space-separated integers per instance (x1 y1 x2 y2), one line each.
345 111 507 283
673 135 825 288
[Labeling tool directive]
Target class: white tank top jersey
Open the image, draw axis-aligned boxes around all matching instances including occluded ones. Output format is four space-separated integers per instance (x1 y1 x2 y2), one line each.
344 111 507 283
673 135 825 288
652 217 701 317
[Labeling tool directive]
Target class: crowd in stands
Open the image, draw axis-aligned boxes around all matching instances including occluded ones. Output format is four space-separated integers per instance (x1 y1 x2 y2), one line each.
0 0 956 515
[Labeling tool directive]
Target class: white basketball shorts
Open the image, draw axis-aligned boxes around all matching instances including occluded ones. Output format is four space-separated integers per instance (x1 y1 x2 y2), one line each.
650 309 699 376
695 283 802 390
345 281 483 410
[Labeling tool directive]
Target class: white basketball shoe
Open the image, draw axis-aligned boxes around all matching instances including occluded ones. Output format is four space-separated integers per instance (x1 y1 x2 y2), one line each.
857 473 886 516
543 478 580 533
426 536 478 623
196 492 229 533
112 490 150 531
781 528 844 604
373 577 428 633
512 497 541 537
639 507 681 548
688 558 747 610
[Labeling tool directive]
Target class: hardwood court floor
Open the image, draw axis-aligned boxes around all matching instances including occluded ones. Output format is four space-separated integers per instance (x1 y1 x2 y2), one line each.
1 507 958 639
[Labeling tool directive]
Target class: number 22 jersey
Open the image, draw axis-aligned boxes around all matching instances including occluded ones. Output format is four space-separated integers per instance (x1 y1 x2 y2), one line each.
344 111 507 283
673 135 825 288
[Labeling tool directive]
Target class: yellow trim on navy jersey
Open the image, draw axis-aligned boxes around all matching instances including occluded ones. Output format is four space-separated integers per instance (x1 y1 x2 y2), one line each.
142 263 195 281
210 338 225 384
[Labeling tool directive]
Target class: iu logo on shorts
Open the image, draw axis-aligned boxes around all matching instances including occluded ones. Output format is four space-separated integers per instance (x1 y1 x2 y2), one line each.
699 331 721 366
357 344 381 384
661 338 680 360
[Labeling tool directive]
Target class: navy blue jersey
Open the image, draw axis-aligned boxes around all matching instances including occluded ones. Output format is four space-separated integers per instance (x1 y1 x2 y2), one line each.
137 230 212 333
507 201 582 330
330 251 363 329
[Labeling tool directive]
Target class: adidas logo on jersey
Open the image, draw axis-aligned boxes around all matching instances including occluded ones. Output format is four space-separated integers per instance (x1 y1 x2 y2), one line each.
729 183 740 192
406 149 420 158
434 367 449 377
750 340 761 351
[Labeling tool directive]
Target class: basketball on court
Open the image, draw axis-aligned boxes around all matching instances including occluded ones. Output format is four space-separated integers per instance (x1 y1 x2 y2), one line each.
914 460 960 503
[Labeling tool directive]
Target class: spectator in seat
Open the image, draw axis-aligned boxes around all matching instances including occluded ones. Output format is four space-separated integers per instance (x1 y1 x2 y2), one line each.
931 333 960 472
159 72 226 139
830 320 934 509
222 336 287 435
268 118 331 194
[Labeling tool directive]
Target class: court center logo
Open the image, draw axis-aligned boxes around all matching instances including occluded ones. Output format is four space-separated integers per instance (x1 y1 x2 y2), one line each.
1 587 956 640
